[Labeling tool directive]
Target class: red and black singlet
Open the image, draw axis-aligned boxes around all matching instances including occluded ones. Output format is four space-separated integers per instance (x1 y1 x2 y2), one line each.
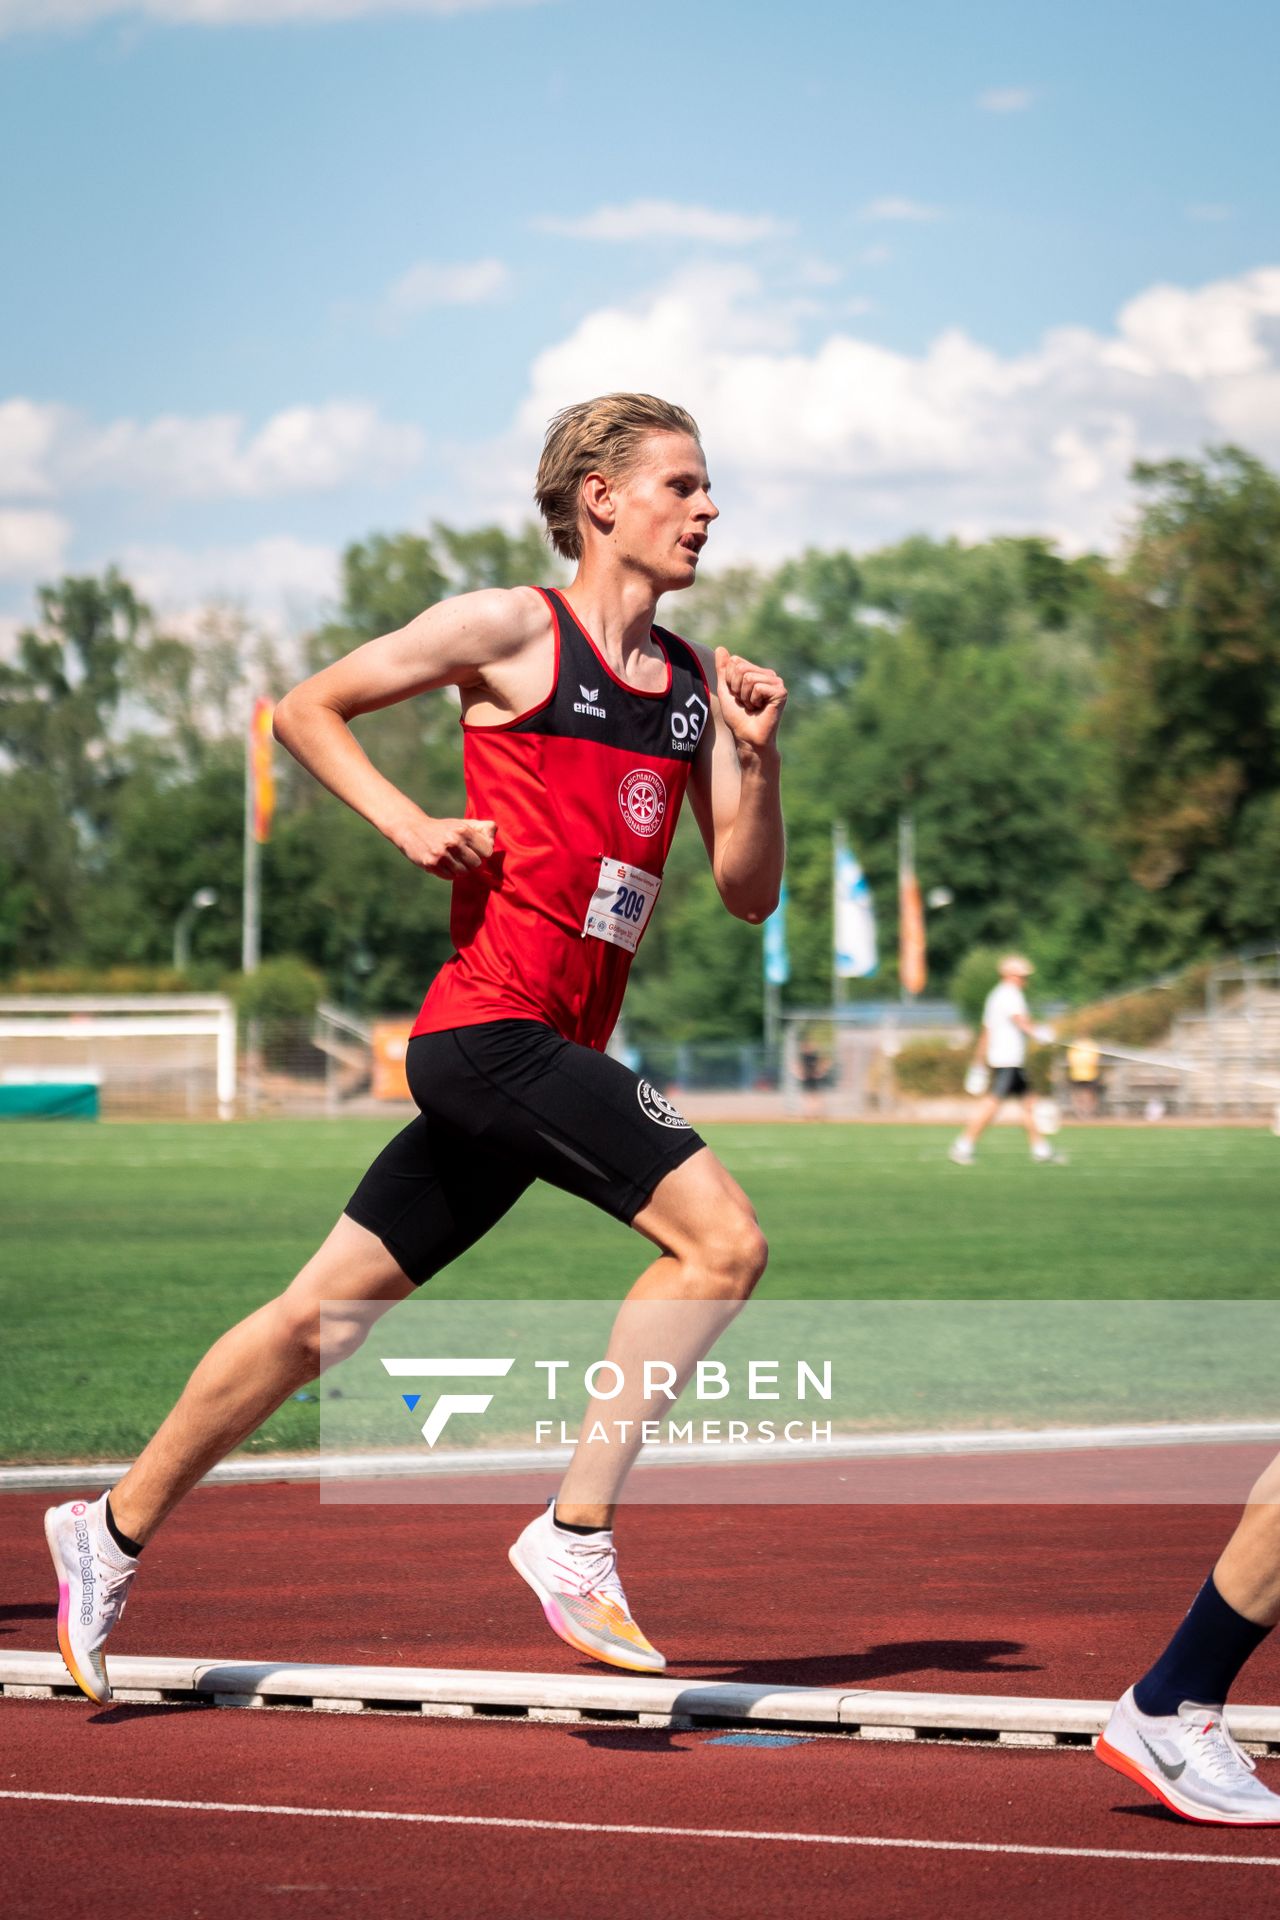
412 587 712 1052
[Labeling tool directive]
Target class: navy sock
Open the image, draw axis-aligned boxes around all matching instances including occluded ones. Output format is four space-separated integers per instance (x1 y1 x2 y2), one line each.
1133 1575 1271 1715
553 1511 606 1536
104 1493 144 1559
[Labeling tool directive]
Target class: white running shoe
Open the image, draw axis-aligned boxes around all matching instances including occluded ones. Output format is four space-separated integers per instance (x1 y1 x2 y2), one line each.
509 1505 666 1674
1096 1686 1280 1825
948 1139 975 1165
44 1493 138 1704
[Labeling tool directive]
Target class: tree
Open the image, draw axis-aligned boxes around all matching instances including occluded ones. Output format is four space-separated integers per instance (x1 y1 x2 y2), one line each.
0 571 150 962
1093 447 1280 953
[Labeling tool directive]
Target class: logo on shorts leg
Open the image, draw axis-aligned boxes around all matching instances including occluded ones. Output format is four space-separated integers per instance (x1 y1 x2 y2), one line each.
637 1081 690 1129
618 769 667 839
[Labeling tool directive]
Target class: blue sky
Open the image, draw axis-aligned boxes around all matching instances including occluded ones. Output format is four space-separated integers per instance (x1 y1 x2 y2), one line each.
2 0 1278 635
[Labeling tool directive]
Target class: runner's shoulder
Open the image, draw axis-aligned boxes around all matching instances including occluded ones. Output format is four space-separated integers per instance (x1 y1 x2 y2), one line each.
440 584 553 667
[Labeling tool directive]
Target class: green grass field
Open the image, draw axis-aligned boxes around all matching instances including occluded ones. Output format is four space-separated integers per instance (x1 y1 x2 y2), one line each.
2 1119 1277 1460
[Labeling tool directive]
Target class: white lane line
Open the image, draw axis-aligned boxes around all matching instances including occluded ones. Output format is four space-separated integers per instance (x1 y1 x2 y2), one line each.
1 1790 1278 1867
6 1421 1280 1491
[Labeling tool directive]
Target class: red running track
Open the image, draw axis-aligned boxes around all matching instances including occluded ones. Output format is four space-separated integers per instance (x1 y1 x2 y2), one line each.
6 1487 1280 1917
6 1484 1280 1694
3 1701 1280 1920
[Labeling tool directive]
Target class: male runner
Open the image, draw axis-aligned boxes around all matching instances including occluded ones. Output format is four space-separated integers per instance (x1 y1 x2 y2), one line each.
45 392 787 1700
949 954 1055 1164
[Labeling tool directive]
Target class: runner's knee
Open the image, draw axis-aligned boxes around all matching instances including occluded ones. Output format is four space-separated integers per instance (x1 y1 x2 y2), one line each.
270 1294 371 1373
694 1210 768 1300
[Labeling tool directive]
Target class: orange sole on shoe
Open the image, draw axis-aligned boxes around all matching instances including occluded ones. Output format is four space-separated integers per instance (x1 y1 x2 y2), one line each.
508 1546 665 1674
1095 1733 1280 1827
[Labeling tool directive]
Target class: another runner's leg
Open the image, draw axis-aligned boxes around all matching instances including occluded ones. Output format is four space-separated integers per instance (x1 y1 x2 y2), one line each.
1097 1455 1280 1823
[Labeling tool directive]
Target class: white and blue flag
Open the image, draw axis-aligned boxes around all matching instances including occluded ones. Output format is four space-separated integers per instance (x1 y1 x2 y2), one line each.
763 883 790 987
833 830 878 979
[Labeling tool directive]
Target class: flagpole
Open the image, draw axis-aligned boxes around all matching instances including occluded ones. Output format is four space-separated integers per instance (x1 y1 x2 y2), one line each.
831 821 846 1011
898 813 911 1006
242 699 261 976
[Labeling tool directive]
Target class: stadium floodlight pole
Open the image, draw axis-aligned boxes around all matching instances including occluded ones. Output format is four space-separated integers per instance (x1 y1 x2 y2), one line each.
173 887 218 973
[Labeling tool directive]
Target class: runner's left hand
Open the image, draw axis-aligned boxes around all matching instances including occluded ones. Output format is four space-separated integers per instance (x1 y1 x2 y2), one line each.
714 648 787 753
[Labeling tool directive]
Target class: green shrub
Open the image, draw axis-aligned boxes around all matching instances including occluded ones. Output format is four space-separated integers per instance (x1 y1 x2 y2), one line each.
225 956 324 1046
2 964 191 993
892 1036 1054 1097
891 1038 968 1095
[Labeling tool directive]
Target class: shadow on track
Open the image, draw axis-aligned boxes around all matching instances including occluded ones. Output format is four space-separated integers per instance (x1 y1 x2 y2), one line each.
670 1638 1038 1687
0 1600 55 1636
87 1701 215 1728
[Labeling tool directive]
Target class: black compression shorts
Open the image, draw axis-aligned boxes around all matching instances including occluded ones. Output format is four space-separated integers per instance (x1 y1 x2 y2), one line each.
343 1019 706 1285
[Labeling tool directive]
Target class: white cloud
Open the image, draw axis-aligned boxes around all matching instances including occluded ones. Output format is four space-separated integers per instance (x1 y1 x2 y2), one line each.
858 197 941 223
382 257 508 323
1187 203 1236 223
0 510 71 581
0 399 63 498
120 535 339 631
0 399 424 501
978 86 1034 112
535 200 789 246
0 0 542 32
796 257 843 289
512 262 1280 560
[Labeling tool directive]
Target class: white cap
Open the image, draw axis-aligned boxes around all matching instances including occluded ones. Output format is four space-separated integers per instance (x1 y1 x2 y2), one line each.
999 953 1035 978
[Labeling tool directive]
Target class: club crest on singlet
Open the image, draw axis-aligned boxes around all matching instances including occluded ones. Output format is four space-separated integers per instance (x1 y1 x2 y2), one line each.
618 768 667 838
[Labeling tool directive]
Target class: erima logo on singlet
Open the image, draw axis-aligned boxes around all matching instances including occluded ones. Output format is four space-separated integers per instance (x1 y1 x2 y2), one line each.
574 684 607 720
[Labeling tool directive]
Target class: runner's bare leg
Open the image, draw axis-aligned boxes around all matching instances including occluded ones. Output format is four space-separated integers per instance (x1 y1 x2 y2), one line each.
1214 1456 1280 1625
553 1148 767 1528
107 1215 413 1545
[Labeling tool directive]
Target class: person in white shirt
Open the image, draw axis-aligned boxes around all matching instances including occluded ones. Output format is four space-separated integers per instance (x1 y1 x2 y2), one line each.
950 954 1055 1164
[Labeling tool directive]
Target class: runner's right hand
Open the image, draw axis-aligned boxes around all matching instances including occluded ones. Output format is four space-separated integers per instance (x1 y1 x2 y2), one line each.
390 813 496 879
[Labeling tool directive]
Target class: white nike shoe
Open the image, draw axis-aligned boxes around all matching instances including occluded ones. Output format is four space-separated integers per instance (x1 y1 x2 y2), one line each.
948 1139 975 1165
509 1505 666 1674
1096 1686 1280 1825
44 1493 138 1704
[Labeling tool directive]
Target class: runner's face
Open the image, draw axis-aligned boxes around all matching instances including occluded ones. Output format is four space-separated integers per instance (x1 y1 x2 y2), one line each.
611 432 718 591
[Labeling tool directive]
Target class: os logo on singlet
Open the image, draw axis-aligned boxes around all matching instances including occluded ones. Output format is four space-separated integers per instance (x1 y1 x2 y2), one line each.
637 1081 691 1129
618 768 667 839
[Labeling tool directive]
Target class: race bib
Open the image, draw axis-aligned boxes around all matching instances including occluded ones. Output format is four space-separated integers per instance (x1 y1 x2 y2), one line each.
583 856 661 954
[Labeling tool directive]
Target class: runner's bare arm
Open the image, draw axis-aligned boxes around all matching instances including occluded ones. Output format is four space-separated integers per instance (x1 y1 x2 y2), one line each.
272 587 546 879
687 644 787 923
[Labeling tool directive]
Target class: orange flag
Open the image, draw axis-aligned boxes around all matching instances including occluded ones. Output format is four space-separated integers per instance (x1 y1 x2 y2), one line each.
898 815 927 996
250 698 276 844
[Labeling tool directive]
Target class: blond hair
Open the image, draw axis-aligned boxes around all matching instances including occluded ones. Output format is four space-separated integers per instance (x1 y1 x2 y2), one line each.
535 393 702 561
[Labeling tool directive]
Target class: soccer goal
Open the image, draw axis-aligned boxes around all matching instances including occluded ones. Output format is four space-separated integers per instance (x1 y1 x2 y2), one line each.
0 995 237 1119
